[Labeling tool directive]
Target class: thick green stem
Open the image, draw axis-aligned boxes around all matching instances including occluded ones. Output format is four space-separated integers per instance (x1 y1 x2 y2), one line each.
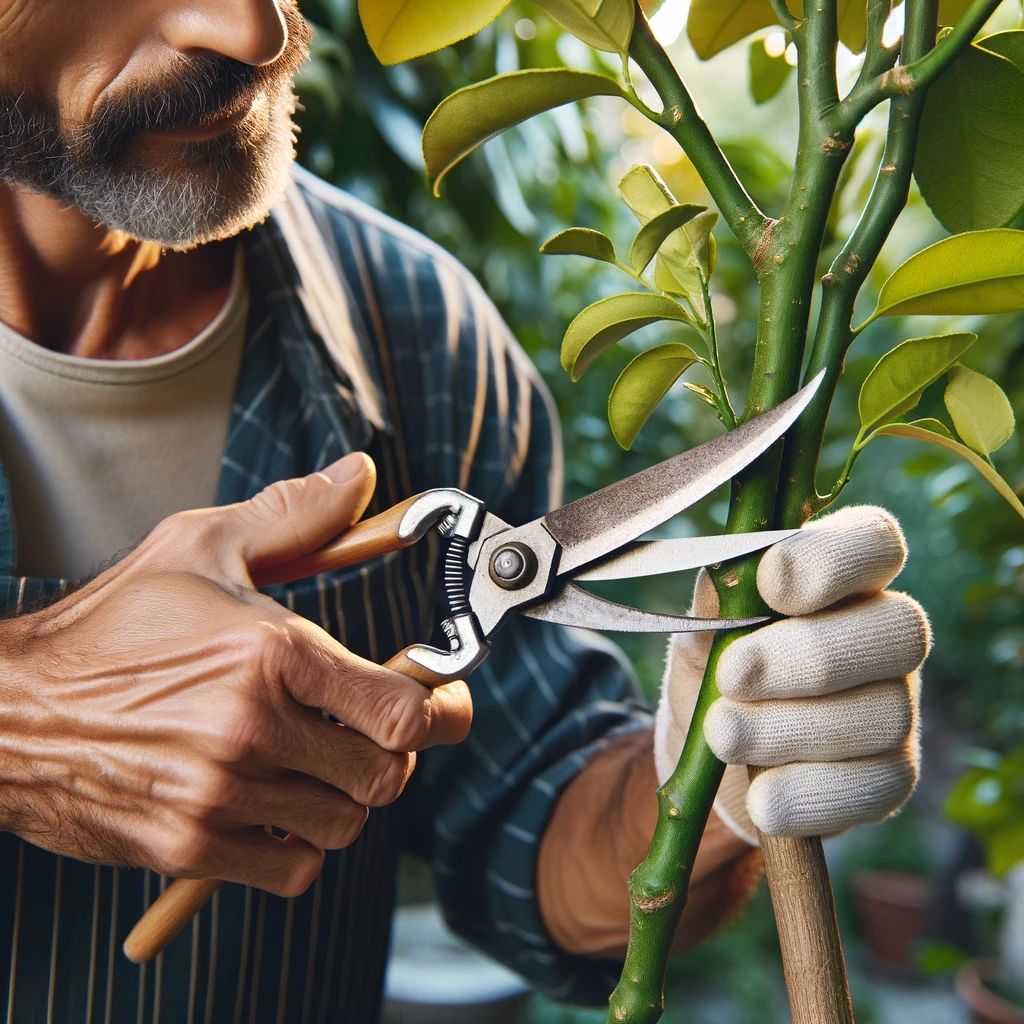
606 567 766 1023
627 7 767 259
607 9 853 1019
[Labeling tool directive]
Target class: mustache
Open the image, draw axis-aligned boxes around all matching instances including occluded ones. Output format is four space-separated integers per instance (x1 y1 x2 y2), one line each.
82 3 311 164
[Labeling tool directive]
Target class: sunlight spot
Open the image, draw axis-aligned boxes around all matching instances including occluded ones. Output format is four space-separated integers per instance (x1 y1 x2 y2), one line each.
651 1 690 46
764 30 787 58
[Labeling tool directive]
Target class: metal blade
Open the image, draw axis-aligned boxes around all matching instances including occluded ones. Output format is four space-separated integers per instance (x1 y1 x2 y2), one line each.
574 529 798 582
543 371 824 576
522 583 767 633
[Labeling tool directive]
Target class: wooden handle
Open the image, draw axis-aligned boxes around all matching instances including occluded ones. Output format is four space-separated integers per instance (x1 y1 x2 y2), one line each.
252 494 423 587
749 762 854 1024
123 877 220 963
123 648 452 964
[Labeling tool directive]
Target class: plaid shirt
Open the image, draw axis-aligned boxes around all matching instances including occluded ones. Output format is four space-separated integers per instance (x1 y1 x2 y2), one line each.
0 168 651 1022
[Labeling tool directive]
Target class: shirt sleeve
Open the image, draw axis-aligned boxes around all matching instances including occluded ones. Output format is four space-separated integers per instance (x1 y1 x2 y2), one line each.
401 263 655 1005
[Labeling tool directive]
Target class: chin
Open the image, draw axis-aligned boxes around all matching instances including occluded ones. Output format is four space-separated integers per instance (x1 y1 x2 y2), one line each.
82 88 300 252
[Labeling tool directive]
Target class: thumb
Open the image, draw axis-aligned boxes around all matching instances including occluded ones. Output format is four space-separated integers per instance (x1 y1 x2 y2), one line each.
221 453 377 577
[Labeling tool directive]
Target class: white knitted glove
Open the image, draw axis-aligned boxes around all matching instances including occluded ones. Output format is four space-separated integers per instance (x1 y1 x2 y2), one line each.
654 506 931 845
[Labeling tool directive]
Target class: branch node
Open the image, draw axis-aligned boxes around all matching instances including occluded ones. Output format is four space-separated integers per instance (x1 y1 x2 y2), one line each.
881 66 914 95
821 133 853 155
752 218 779 273
633 886 678 913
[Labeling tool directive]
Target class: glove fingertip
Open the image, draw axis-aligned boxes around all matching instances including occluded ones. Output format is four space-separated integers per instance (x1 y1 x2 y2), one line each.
757 505 908 615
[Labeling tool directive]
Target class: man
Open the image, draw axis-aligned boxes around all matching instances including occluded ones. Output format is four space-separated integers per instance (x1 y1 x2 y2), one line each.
0 1 929 1020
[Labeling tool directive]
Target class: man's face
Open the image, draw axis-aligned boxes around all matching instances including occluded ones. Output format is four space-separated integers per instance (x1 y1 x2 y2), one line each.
0 0 312 249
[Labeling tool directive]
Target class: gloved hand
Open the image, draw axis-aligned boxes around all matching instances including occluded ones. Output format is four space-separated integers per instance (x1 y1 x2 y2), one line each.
654 505 931 845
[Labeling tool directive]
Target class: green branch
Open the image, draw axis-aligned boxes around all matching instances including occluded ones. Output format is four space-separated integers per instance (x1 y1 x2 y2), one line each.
851 0 900 95
779 0 940 523
840 0 1002 126
608 6 855 1021
627 5 768 259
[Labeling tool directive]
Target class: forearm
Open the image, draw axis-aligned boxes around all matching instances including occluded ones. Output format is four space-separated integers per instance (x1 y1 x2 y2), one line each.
537 729 762 958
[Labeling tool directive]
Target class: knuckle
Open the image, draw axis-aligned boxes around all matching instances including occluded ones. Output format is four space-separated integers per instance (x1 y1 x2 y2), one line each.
379 692 431 752
323 803 369 849
246 618 295 663
365 752 415 807
153 822 216 877
205 700 274 765
271 850 325 899
188 766 241 819
148 508 219 555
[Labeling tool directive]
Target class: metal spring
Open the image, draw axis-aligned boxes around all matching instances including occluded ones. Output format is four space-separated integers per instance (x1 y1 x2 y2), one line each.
436 512 459 537
443 535 471 615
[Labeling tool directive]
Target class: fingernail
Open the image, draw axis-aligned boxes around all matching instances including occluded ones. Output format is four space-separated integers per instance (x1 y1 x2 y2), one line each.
319 452 372 484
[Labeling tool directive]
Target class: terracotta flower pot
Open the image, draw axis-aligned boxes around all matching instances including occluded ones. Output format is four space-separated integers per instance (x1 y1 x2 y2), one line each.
852 870 931 976
956 960 1024 1024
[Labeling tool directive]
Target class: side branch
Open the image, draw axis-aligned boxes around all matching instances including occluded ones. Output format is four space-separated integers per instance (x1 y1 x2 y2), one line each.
628 6 768 259
839 0 1001 126
779 0 939 522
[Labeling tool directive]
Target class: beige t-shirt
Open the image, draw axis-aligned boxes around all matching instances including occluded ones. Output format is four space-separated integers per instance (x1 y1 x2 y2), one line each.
0 251 249 581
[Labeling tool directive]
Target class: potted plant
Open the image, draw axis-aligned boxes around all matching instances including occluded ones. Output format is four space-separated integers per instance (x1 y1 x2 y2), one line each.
845 808 937 977
946 746 1024 1024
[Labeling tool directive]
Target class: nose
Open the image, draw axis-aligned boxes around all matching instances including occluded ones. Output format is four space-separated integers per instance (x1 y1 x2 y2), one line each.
162 0 289 66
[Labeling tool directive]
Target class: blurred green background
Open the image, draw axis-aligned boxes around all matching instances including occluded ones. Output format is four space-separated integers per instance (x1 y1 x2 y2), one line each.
293 3 1024 1021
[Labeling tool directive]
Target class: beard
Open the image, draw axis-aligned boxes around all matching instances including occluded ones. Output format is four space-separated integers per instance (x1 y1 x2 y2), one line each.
0 4 312 250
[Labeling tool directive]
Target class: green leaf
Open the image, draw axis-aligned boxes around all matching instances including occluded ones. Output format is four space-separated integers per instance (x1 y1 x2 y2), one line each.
858 333 977 434
683 381 721 408
561 293 692 380
947 768 1015 830
359 0 511 64
540 227 618 264
986 820 1024 876
939 0 980 26
913 43 1024 233
687 0 777 61
423 70 627 196
608 343 702 448
618 163 678 221
618 166 718 313
685 211 719 280
629 204 706 273
654 256 682 292
863 229 1024 323
865 421 1024 519
916 943 971 977
906 417 955 439
532 0 635 54
979 30 1024 71
748 38 793 104
944 365 1016 455
687 1 865 61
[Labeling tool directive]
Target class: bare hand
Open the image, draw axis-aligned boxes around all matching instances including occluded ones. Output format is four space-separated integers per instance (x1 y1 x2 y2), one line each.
0 453 472 896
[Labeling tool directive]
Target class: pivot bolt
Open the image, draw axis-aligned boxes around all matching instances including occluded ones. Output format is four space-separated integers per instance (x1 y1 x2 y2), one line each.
489 542 537 590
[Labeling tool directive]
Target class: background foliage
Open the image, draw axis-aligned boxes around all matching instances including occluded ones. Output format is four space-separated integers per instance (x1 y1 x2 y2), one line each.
293 2 1023 1019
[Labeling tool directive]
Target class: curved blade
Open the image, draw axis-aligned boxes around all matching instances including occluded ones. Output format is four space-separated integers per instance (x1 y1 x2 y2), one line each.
523 583 767 633
544 371 824 576
574 529 798 582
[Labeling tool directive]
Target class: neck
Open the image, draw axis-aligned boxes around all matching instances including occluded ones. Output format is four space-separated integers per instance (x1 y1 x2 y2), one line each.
0 184 235 360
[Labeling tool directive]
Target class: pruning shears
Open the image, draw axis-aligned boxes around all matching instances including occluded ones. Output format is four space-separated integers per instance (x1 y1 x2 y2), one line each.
124 372 824 964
